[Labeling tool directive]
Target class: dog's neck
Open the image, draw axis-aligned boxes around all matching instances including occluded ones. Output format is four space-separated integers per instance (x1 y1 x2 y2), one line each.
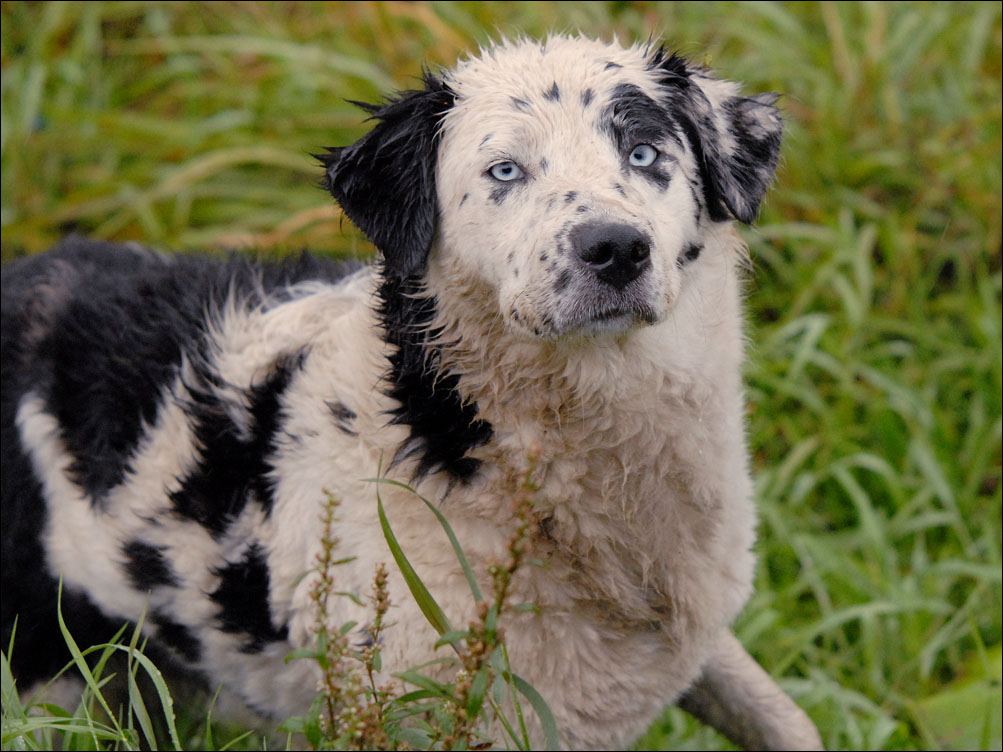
371 244 754 636
374 225 750 495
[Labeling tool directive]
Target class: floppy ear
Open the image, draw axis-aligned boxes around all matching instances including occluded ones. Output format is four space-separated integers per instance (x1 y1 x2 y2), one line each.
320 73 455 278
651 49 782 224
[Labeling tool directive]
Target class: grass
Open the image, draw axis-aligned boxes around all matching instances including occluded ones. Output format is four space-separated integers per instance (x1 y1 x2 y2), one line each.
1 1 1000 749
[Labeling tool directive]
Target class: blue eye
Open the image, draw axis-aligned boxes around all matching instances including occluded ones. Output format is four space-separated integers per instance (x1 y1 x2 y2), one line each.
489 161 524 181
629 144 658 167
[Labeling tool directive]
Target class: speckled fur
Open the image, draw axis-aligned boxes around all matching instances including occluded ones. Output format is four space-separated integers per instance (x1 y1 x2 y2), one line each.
2 36 822 750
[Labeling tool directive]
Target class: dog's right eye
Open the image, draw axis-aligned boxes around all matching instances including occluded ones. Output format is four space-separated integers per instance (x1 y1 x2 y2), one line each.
629 144 658 167
489 161 524 181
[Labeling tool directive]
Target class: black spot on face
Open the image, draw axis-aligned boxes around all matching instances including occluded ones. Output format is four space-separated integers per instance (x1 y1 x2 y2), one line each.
209 542 288 654
327 400 357 436
507 251 515 263
544 82 560 101
604 61 622 70
513 267 519 277
553 268 573 293
539 157 549 174
564 191 578 204
510 96 531 111
459 193 469 207
581 89 594 108
603 83 676 189
576 205 589 213
152 612 201 662
122 540 179 591
479 134 493 148
679 243 704 266
613 183 627 197
540 252 549 262
490 183 516 204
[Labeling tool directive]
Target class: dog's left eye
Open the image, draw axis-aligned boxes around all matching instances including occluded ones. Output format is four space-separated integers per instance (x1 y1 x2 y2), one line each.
629 144 658 167
489 161 524 181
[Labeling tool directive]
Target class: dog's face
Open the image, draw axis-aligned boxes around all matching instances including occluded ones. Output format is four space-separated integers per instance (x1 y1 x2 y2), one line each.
323 36 782 340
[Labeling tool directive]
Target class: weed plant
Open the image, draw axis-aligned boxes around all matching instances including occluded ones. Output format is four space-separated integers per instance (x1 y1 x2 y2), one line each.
1 2 1000 750
3 471 557 751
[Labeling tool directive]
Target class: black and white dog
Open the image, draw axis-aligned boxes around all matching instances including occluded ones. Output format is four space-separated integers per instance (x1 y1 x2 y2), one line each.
2 35 822 750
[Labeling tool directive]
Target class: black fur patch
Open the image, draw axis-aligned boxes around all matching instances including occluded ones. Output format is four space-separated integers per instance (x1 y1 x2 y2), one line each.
171 352 304 537
3 240 352 507
718 93 784 219
544 82 560 101
321 72 454 279
604 60 622 70
209 543 287 653
581 88 594 108
0 436 123 686
687 179 703 214
377 275 493 482
328 400 358 436
510 96 531 110
459 193 469 207
490 181 517 205
1 239 357 690
647 46 782 223
539 158 549 174
122 540 179 590
565 190 578 203
152 612 202 662
604 84 675 189
23 247 210 501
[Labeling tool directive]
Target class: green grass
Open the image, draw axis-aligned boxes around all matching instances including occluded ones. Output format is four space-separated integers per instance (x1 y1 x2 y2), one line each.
2 1 1000 749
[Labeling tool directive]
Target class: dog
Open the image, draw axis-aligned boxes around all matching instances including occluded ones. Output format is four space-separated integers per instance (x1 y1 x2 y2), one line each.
1 35 822 750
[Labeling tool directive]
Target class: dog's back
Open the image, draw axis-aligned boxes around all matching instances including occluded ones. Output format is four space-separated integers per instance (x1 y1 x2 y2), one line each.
1 238 359 687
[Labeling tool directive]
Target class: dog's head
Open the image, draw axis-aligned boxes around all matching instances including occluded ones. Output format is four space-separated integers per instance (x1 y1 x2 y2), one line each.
322 36 781 340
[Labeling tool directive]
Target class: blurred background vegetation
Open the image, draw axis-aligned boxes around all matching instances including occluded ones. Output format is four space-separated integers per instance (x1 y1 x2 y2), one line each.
1 1 1000 750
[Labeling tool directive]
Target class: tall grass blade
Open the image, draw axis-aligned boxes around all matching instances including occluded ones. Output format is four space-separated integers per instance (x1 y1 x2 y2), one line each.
510 673 560 751
375 483 453 637
365 476 484 602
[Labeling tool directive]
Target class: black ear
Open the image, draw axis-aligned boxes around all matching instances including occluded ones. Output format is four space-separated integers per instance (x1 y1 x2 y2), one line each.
650 49 782 224
320 73 455 278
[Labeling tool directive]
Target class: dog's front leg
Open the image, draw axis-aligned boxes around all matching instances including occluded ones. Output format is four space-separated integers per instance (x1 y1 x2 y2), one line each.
676 629 823 751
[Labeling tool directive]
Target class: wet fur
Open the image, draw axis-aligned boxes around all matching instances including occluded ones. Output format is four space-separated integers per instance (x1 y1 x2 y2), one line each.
2 36 820 749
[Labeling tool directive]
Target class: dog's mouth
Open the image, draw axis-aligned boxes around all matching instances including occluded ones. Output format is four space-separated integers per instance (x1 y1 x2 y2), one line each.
510 277 661 339
568 301 658 334
535 288 659 338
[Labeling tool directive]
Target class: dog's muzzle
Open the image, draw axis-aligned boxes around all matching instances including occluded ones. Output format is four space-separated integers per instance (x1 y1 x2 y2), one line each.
570 222 651 289
552 221 658 334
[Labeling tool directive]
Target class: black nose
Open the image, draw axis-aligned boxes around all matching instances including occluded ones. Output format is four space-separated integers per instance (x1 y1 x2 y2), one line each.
570 222 651 289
